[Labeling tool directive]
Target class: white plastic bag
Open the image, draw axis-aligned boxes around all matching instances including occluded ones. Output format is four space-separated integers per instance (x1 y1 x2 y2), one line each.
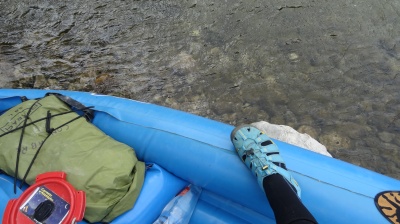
153 184 202 224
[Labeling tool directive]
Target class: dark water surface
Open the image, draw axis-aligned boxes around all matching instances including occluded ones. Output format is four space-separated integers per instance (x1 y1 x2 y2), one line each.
1 0 400 178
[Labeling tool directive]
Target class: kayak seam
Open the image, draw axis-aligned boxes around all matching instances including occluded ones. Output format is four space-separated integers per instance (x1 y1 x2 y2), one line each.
290 170 374 199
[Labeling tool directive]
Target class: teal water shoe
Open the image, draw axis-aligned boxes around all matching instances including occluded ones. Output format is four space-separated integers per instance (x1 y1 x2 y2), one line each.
231 125 301 198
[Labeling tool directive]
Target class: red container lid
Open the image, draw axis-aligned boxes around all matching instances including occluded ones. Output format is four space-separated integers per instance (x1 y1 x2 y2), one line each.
3 172 86 224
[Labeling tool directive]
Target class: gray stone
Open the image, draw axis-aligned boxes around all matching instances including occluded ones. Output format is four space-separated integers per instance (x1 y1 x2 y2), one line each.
297 125 319 140
319 132 351 151
378 132 396 143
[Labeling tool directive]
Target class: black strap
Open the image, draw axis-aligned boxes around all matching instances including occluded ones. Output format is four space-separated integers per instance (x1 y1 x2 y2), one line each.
0 94 95 193
45 93 94 121
14 99 40 193
19 113 85 189
0 110 87 138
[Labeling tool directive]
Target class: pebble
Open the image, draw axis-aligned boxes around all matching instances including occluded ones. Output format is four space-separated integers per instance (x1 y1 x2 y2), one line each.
297 125 319 139
378 131 395 143
319 132 351 150
289 53 299 60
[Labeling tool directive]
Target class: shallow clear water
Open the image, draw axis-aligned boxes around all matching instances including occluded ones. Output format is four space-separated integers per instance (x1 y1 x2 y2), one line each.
1 0 399 178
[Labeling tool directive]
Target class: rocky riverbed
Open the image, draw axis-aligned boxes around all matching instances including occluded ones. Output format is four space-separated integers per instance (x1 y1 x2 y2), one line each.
1 0 399 178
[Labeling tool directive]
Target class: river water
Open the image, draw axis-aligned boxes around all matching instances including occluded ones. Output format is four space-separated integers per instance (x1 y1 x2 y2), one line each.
1 0 399 179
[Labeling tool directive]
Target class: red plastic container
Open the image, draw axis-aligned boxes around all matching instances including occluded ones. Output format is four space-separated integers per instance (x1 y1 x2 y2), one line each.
3 172 86 224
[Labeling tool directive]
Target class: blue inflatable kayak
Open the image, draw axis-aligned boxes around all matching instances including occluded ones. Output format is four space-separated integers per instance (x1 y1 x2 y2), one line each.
0 89 398 224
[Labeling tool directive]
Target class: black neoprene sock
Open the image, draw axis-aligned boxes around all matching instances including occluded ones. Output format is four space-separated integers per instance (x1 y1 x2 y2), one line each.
262 174 318 224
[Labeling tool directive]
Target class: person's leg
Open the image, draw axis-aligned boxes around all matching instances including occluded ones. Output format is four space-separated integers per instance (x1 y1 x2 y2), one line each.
263 174 317 224
231 125 317 224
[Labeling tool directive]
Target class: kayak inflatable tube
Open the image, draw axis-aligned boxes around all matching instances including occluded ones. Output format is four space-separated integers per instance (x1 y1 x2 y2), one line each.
0 89 399 224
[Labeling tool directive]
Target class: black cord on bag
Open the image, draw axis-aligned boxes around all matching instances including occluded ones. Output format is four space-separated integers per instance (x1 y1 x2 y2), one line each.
14 100 41 193
0 95 94 193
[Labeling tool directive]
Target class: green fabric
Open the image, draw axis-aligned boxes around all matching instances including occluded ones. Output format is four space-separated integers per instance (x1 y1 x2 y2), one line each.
0 95 145 222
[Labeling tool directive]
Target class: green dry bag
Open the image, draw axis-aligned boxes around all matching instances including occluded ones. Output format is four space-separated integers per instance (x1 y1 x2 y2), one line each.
0 94 145 222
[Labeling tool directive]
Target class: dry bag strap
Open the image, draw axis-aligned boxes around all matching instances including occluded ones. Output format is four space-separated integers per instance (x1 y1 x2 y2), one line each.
45 93 94 121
